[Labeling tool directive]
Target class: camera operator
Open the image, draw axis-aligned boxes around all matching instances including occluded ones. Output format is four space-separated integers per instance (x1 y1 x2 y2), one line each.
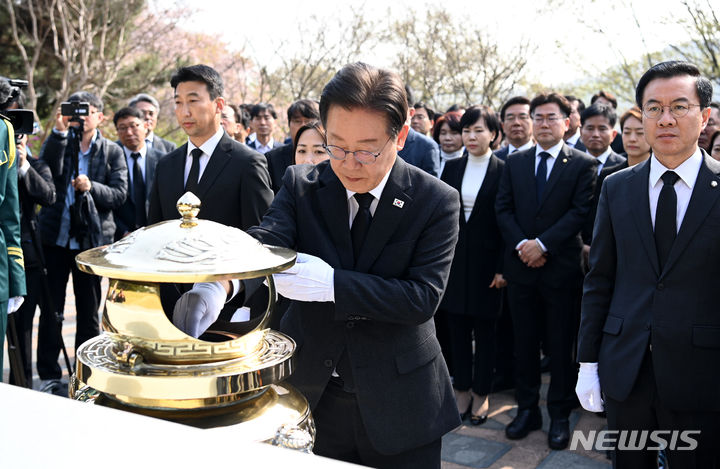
0 78 27 377
37 91 126 389
3 88 56 387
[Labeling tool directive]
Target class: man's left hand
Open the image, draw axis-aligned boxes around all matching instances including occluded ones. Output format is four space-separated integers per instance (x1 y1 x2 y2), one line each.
6 296 24 315
273 253 334 302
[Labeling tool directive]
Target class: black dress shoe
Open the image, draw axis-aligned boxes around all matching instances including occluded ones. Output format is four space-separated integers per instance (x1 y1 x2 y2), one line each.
548 418 570 450
470 414 487 425
505 408 542 439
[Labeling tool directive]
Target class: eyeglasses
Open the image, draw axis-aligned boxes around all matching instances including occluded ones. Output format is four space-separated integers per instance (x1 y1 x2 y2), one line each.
504 114 530 122
642 102 702 119
116 122 142 133
323 137 392 165
532 115 564 124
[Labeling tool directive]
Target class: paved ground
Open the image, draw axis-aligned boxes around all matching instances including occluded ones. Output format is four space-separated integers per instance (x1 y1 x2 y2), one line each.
3 279 610 468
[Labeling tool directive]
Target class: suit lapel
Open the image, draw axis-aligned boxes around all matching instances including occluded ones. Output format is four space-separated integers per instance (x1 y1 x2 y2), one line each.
196 134 232 201
629 160 660 276
662 153 720 277
169 143 188 200
317 165 354 269
468 155 499 223
452 156 469 226
356 158 413 272
538 144 571 208
519 148 539 208
144 148 160 214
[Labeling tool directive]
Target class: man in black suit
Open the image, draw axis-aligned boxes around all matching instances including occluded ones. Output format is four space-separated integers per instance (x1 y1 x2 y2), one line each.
38 91 127 385
112 107 162 240
564 95 586 152
246 103 279 154
398 87 439 177
147 65 273 321
264 99 320 193
174 62 461 468
580 103 626 249
129 93 177 155
495 92 596 449
577 61 720 468
495 96 534 161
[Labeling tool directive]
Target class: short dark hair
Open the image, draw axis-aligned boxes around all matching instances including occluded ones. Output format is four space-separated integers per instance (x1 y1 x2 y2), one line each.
292 120 325 162
113 106 144 126
69 91 103 112
530 92 571 117
564 95 586 113
459 105 502 146
413 102 435 120
404 84 415 108
635 61 713 109
710 130 720 149
320 62 408 138
500 96 531 121
250 103 277 120
580 103 617 127
128 93 160 110
619 106 643 130
591 90 618 109
710 101 720 113
287 99 319 122
431 111 463 144
170 64 224 100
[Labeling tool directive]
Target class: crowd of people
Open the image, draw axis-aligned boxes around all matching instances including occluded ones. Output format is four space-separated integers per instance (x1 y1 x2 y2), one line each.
2 58 720 469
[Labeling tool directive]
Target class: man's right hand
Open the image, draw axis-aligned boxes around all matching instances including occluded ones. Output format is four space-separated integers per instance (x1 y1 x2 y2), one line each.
54 110 70 133
576 362 604 412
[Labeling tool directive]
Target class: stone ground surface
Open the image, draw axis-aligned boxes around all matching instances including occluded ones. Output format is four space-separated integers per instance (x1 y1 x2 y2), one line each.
3 279 610 468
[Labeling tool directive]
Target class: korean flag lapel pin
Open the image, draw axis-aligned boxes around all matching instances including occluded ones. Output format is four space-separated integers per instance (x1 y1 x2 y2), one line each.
393 198 405 208
712 180 718 188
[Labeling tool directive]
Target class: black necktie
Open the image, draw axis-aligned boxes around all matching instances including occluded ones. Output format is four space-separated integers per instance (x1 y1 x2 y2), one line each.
351 193 374 265
655 170 680 271
130 152 147 228
536 151 550 201
185 148 203 195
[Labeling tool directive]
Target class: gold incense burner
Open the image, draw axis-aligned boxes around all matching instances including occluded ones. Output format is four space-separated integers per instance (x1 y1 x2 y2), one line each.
70 193 314 451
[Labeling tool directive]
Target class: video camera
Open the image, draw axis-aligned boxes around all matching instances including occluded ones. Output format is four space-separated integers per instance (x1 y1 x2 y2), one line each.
0 77 35 139
60 101 90 118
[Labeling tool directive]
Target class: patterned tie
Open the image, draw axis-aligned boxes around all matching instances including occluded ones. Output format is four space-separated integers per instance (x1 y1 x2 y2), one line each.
185 148 203 195
655 170 680 271
130 152 146 228
351 192 374 265
536 152 550 201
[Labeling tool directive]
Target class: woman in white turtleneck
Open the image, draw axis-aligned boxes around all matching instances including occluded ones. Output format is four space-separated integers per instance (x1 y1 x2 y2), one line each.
439 105 506 426
432 111 465 176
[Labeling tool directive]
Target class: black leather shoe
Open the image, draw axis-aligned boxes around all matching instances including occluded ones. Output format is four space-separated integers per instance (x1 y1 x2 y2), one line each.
548 418 570 450
470 414 488 425
505 408 542 439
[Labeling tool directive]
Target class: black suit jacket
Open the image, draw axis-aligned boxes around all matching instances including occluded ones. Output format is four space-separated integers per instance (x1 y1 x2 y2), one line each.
150 134 177 155
398 128 439 177
494 146 510 161
571 138 587 153
148 132 273 229
248 157 461 454
440 155 504 318
582 151 627 244
495 144 597 288
263 143 294 194
113 145 162 240
19 156 56 268
578 152 720 411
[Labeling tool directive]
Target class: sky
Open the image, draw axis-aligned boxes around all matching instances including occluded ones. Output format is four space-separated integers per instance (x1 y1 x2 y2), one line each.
165 0 698 89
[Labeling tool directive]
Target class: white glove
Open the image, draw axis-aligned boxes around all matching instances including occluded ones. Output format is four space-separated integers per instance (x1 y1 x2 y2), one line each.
576 362 604 412
273 253 334 302
172 282 227 338
7 296 24 315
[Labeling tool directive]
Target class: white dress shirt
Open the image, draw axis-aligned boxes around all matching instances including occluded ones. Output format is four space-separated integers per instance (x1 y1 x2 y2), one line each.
589 148 613 175
565 130 581 148
123 145 147 187
507 140 533 155
184 127 224 186
534 140 564 178
461 150 492 221
648 148 702 232
345 168 392 227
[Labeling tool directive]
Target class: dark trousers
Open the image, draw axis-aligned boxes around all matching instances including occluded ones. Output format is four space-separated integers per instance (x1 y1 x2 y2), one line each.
313 381 442 468
493 291 515 388
447 314 496 396
605 351 720 469
37 244 101 380
506 282 576 419
9 266 43 386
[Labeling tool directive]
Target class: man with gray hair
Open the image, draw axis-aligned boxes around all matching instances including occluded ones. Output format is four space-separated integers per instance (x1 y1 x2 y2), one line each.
129 93 177 154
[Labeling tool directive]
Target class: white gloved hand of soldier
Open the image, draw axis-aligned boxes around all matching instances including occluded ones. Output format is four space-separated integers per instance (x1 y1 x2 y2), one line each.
575 362 604 412
172 281 227 338
273 253 334 302
6 296 24 315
